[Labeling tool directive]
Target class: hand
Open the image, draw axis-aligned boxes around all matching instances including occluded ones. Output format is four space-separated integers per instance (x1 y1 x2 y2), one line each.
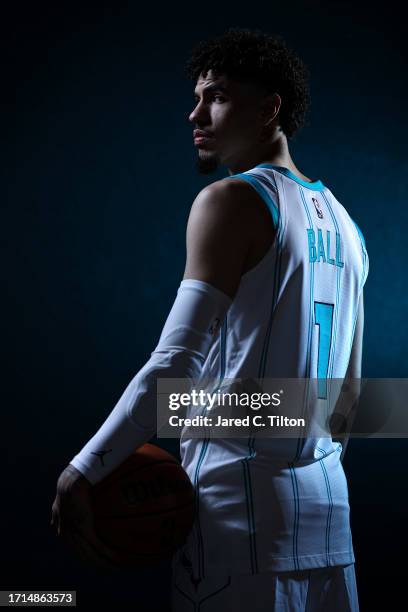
50 464 121 571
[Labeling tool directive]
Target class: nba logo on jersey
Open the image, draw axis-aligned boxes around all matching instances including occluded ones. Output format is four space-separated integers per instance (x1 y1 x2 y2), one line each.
312 197 324 219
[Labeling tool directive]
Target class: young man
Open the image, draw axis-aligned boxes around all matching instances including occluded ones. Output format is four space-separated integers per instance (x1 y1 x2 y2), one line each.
51 28 367 611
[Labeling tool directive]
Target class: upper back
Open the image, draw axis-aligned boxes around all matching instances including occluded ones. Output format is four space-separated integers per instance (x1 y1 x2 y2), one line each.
219 162 369 382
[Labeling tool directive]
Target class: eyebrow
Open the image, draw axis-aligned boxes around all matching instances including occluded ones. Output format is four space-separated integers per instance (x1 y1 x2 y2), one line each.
193 83 228 98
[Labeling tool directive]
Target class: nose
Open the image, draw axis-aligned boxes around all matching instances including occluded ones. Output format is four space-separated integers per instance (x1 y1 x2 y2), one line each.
188 100 208 125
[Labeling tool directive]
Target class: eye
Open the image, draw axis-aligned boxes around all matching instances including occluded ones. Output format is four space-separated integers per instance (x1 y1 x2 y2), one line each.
213 95 226 103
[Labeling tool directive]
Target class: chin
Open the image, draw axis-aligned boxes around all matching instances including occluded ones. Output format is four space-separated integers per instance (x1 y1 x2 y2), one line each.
195 152 220 175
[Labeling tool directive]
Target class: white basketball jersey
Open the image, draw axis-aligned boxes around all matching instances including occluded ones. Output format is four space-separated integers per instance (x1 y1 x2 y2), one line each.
176 163 369 577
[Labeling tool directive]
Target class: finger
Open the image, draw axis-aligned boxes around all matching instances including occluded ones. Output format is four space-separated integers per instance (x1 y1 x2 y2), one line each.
70 527 119 571
63 528 100 570
55 504 85 539
74 525 117 568
69 529 94 565
51 501 62 532
49 513 60 536
77 522 124 568
60 493 92 527
58 504 84 533
72 513 125 570
63 506 107 555
55 497 121 569
59 516 122 571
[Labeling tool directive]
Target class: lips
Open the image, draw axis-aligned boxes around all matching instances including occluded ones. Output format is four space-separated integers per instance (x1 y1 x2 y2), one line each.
193 136 213 147
193 130 213 138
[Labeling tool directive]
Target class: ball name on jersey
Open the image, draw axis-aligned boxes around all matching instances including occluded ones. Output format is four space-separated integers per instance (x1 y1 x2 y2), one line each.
306 227 344 267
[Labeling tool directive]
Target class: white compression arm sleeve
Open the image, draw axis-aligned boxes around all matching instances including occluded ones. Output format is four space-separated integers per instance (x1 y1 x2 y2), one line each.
69 279 232 485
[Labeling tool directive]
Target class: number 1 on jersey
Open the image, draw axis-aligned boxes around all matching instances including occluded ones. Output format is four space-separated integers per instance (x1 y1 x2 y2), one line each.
314 302 334 399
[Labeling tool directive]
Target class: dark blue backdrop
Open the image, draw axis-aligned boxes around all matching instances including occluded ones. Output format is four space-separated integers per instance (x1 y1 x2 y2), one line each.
3 1 407 609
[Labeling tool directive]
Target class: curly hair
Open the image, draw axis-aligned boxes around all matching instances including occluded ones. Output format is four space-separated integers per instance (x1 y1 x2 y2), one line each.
184 27 311 139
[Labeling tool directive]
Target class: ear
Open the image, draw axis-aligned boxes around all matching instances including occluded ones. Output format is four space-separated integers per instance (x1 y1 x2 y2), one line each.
261 92 282 128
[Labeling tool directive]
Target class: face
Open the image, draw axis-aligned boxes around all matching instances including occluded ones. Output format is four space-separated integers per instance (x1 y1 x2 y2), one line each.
189 69 268 174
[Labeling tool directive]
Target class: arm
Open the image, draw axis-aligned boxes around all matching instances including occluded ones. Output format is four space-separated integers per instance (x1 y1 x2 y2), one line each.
330 289 365 462
183 178 254 297
68 179 253 484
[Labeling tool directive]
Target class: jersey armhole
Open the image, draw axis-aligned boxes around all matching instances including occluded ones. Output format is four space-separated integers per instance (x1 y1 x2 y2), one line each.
226 172 280 231
350 218 367 250
350 216 369 288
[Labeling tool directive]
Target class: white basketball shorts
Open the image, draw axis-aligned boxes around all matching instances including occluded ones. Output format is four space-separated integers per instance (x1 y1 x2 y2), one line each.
171 551 359 611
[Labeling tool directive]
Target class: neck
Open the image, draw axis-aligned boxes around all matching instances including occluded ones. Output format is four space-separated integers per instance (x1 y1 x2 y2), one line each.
226 133 300 176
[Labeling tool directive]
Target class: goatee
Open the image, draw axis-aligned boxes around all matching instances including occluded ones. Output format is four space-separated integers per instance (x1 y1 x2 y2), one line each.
195 154 219 175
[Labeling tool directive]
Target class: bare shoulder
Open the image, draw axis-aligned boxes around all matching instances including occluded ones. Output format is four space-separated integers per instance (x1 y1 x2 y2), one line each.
186 178 253 248
186 175 276 264
183 175 276 296
189 176 269 232
193 176 263 208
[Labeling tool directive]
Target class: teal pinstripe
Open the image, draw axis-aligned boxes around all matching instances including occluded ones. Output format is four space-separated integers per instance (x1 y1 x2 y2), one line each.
295 187 315 463
193 314 229 578
228 169 284 574
288 463 301 570
320 191 343 417
317 446 334 565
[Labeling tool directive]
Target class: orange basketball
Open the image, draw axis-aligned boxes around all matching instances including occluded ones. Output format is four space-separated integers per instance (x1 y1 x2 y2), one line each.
90 443 195 569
